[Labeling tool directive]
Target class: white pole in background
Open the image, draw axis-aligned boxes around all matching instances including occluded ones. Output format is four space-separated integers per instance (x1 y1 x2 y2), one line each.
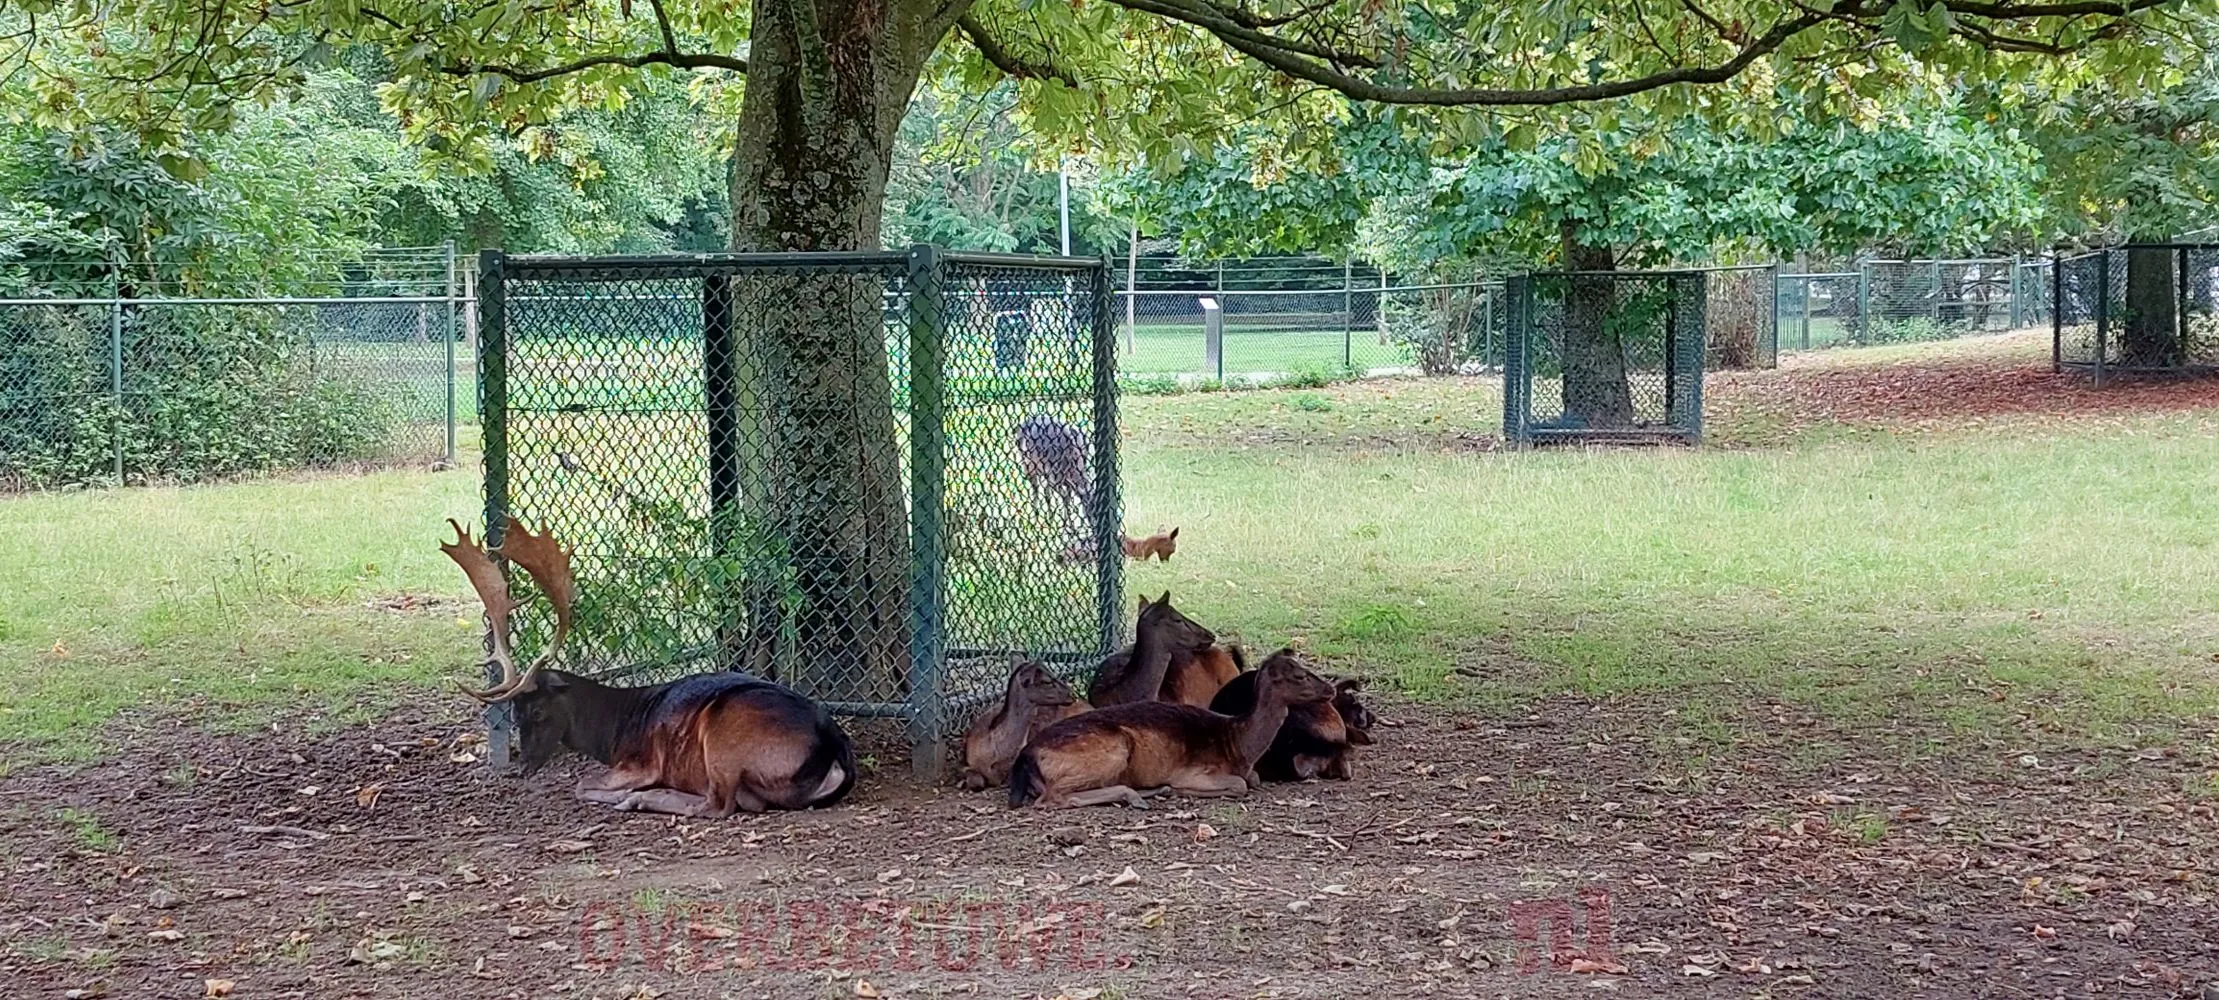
1058 159 1072 256
1125 221 1139 354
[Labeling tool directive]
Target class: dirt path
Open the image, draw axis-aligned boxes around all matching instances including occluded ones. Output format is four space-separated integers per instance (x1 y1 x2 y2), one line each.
4 697 2216 999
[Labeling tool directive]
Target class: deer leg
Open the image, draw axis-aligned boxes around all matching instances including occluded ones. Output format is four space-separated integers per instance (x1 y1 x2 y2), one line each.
1169 771 1253 798
613 788 731 818
575 767 659 805
1059 785 1160 809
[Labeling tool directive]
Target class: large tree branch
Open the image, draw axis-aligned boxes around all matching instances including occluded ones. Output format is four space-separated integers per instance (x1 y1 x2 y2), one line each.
1113 0 2173 108
1121 3 1825 106
1943 0 2172 18
442 49 745 83
1109 0 1379 69
955 13 1079 86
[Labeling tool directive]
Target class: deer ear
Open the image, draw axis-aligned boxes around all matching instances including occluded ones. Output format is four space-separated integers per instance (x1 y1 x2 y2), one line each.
1168 527 1179 539
1335 677 1364 693
536 671 569 692
1136 593 1152 615
1158 590 1172 606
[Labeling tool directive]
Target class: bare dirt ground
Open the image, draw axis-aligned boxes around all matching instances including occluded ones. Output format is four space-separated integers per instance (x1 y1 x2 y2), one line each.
5 693 2217 1000
1709 344 2219 441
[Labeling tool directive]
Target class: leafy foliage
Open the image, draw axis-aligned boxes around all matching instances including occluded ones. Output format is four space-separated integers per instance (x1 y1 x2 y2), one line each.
1 306 393 488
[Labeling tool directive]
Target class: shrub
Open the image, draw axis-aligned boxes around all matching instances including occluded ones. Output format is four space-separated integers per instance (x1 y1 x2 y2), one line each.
0 303 397 488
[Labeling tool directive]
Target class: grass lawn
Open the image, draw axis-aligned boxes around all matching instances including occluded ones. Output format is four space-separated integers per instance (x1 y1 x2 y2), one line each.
4 333 2217 767
1118 320 1414 376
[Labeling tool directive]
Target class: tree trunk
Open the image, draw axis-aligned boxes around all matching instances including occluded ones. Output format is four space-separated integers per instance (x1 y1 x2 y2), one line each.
1558 220 1635 427
722 0 961 699
2122 242 2180 368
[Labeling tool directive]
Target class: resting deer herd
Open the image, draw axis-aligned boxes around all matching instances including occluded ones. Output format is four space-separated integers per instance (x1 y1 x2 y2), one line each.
444 515 1376 817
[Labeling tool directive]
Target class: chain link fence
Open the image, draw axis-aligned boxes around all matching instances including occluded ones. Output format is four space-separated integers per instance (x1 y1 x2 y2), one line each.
2055 243 2219 383
1775 258 2050 351
1503 270 1707 446
0 248 459 491
1704 265 1777 370
476 247 1121 777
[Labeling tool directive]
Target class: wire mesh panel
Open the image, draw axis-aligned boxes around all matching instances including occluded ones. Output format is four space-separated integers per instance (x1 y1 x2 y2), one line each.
2055 244 2219 381
0 252 458 491
2013 259 2054 328
478 248 1120 777
1704 266 1777 370
1504 270 1706 446
1775 272 1865 350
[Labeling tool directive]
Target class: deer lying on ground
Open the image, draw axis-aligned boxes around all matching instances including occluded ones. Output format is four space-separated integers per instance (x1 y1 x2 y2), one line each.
1118 527 1178 562
445 518 855 815
1209 652 1376 781
1084 593 1218 707
1008 652 1337 808
1088 593 1241 708
960 660 1089 790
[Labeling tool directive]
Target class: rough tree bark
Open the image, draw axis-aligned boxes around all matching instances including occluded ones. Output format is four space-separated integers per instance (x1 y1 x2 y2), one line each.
2122 240 2181 368
722 0 964 698
1558 220 1636 427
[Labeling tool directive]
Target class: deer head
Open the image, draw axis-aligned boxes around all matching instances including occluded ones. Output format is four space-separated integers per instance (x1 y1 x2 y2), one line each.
442 517 576 703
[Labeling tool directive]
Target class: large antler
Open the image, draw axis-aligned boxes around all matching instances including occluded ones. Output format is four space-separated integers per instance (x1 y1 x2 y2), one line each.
443 517 576 702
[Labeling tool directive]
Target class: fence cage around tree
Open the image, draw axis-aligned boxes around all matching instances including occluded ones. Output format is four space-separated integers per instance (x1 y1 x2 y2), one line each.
475 247 1122 778
1503 269 1707 446
2055 243 2219 383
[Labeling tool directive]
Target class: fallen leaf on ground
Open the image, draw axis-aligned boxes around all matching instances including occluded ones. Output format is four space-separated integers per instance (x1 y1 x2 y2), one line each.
1108 866 1140 888
204 980 235 998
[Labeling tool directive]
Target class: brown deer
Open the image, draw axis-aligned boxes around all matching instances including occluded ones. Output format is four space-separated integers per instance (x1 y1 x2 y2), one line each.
1209 651 1376 781
1094 641 1244 708
1008 653 1337 808
1084 592 1217 707
1015 413 1091 512
960 660 1089 791
1118 527 1178 562
445 518 855 815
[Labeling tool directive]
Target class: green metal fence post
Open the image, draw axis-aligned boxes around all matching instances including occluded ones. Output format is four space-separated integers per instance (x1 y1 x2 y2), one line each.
702 272 742 667
2051 252 2063 373
1800 277 1814 350
1342 259 1353 369
1087 256 1124 664
1932 259 1945 324
1857 262 1872 339
443 241 458 465
2093 251 2110 388
1679 272 1708 442
476 249 512 769
904 245 950 782
1502 276 1529 448
108 259 124 484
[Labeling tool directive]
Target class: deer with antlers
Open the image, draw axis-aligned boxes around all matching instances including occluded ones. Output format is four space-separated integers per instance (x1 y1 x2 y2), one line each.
445 518 856 815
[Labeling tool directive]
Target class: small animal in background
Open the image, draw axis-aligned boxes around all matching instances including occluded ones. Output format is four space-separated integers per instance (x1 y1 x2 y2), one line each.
1210 653 1376 782
1118 527 1178 562
1008 652 1338 808
961 660 1089 790
1014 414 1090 511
